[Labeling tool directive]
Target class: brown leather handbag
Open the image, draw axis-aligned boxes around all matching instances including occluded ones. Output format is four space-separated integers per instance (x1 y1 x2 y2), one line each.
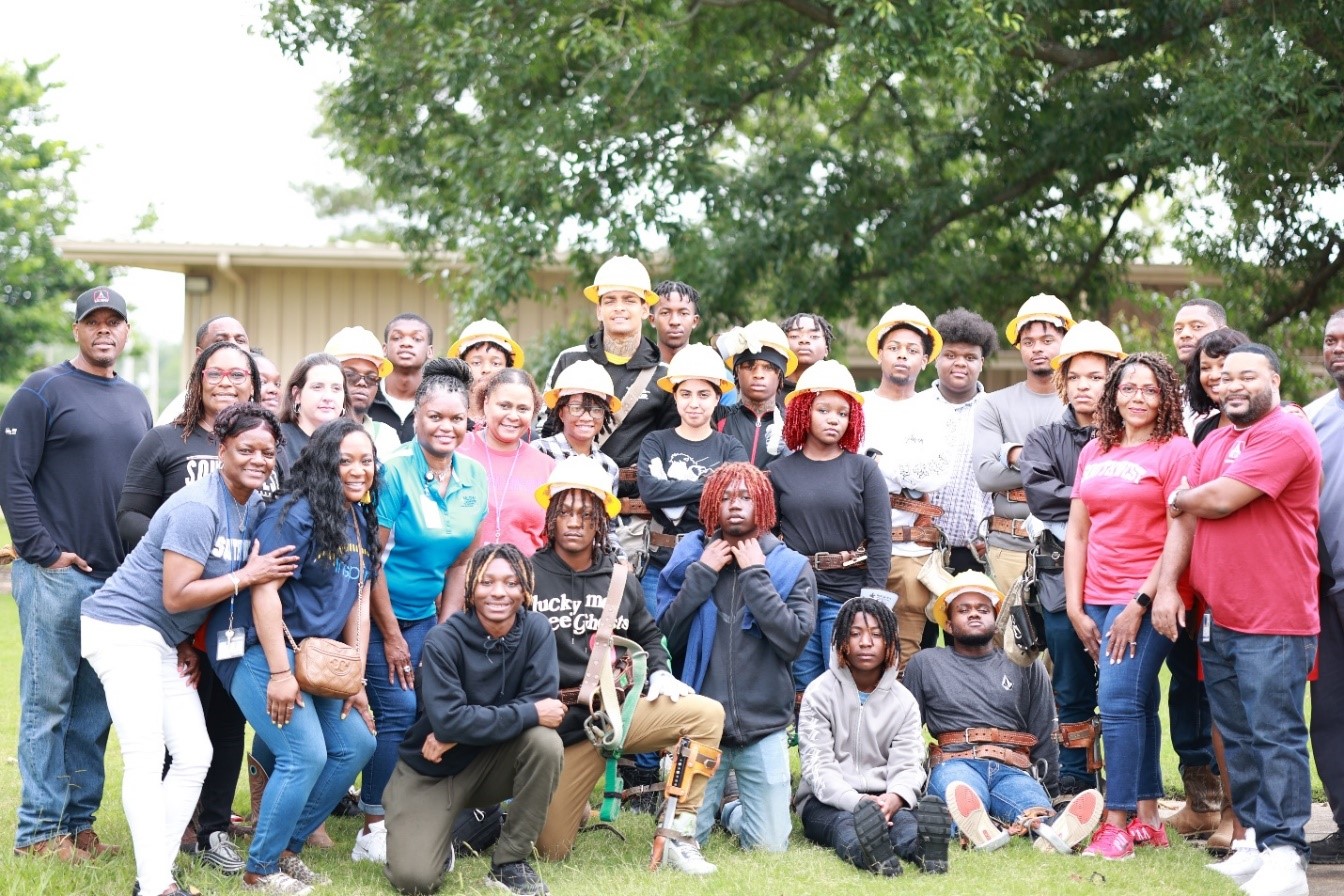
285 511 366 699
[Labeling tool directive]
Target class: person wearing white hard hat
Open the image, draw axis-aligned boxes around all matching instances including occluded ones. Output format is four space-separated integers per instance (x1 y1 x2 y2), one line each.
713 320 798 468
859 304 959 671
1018 321 1125 803
637 344 747 613
972 293 1075 596
368 313 435 446
540 256 678 482
902 572 1103 857
529 456 724 874
326 326 402 460
771 360 891 695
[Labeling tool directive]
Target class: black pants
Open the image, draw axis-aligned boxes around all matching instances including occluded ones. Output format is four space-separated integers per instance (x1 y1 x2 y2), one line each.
799 798 919 870
194 648 247 843
1313 589 1344 827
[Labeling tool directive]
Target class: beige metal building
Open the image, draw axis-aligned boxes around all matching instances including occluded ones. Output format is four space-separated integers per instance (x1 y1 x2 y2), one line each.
57 240 1219 392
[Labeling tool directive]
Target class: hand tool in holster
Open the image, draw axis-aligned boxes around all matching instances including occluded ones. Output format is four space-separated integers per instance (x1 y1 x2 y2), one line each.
648 735 721 871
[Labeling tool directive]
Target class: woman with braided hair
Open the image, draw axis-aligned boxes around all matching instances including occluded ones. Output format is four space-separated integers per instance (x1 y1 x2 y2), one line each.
384 544 564 896
796 596 951 876
769 360 892 693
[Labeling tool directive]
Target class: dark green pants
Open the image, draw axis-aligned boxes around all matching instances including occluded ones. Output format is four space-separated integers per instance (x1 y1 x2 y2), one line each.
384 727 563 894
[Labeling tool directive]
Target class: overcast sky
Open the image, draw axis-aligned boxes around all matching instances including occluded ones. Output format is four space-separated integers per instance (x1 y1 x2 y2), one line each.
2 1 349 340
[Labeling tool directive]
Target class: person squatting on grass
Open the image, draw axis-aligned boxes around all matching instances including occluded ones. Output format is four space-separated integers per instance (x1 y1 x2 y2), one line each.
656 462 816 852
795 595 954 877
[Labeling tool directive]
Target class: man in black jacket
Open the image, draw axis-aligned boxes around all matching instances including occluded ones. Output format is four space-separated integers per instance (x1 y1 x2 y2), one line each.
657 462 816 852
530 457 723 873
540 256 678 484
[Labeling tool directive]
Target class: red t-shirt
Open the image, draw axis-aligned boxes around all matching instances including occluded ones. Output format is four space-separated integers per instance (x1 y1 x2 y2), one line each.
1073 437 1195 606
1189 407 1321 635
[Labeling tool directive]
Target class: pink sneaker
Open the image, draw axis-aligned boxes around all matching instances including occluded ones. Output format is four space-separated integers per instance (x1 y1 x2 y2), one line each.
1126 818 1170 848
1083 822 1135 860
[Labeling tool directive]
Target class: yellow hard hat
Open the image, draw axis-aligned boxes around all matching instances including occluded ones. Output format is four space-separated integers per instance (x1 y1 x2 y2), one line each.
717 320 799 377
446 319 525 368
535 454 621 519
1005 294 1076 344
582 255 658 305
931 571 1004 630
784 359 865 405
866 304 944 362
324 326 393 378
542 359 622 411
658 344 736 394
1050 320 1127 369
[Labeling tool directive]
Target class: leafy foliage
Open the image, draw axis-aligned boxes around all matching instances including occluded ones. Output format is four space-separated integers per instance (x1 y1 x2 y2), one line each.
0 61 103 382
264 1 1344 353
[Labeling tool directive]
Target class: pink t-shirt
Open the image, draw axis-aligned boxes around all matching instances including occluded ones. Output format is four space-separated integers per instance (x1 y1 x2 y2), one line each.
460 432 556 555
1072 436 1195 606
1189 407 1321 635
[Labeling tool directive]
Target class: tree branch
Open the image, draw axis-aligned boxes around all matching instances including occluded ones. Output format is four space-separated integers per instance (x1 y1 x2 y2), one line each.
1265 235 1344 324
698 36 836 142
1065 175 1146 306
771 0 837 27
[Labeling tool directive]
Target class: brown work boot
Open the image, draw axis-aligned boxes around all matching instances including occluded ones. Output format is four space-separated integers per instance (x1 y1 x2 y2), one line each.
242 752 270 838
305 822 334 849
1205 807 1236 854
73 828 120 858
1164 766 1223 837
14 834 92 863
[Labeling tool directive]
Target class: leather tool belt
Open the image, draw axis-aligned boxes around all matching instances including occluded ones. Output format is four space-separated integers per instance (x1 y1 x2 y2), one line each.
1057 717 1104 773
929 727 1036 771
1002 487 1027 503
889 492 944 525
619 498 651 518
892 525 942 547
560 654 634 707
648 531 683 550
1034 529 1065 571
618 466 639 483
989 516 1030 539
809 548 867 571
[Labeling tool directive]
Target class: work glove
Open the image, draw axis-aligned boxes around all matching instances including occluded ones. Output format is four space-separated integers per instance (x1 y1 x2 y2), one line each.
645 669 694 702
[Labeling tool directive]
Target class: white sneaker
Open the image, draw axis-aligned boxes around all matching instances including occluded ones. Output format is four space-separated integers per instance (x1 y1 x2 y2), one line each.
1208 829 1262 886
1241 845 1309 896
661 836 716 875
352 821 387 864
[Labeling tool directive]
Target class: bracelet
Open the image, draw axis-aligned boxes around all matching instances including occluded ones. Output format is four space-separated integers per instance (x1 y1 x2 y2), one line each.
269 670 291 678
229 572 241 596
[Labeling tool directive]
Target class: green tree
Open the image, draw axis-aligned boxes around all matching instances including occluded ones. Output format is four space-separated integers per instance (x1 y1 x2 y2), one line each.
0 61 104 382
264 1 1344 351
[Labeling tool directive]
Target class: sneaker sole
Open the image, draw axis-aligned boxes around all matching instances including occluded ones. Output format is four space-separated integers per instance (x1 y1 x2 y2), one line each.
1038 788 1103 854
483 876 549 896
1206 857 1263 885
852 800 897 872
914 796 951 873
946 782 1009 851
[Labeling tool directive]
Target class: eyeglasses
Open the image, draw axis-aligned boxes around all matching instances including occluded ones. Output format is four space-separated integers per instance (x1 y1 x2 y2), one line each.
344 371 381 387
203 368 250 386
1117 384 1161 399
560 401 604 418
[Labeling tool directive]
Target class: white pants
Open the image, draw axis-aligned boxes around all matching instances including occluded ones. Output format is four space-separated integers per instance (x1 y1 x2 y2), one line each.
81 617 212 896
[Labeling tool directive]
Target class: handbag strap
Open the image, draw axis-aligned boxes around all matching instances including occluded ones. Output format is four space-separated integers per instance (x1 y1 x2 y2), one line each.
282 506 367 655
577 564 628 710
602 365 657 440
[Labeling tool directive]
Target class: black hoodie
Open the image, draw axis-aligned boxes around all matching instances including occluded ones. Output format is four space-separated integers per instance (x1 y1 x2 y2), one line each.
531 546 671 746
539 330 678 483
398 606 558 778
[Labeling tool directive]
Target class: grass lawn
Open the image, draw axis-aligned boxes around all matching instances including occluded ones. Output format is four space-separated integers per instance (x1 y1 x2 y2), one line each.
0 563 1303 896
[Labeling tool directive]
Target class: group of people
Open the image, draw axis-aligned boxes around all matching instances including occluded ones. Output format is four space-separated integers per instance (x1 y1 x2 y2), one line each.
0 259 1340 896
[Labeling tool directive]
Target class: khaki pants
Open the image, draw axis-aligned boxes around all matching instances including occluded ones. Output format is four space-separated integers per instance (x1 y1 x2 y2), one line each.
887 554 934 672
536 694 724 861
986 545 1029 598
384 727 563 894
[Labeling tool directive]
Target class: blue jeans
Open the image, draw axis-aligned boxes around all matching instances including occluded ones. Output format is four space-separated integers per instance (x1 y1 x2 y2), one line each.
697 730 792 851
793 593 840 692
1166 628 1215 769
1041 603 1097 783
929 758 1052 825
1201 622 1315 854
230 645 375 875
1086 604 1171 811
799 799 919 869
361 616 434 815
11 559 111 847
640 561 664 620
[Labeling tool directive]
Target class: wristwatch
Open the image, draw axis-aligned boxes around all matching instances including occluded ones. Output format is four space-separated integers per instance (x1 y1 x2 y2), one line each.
1134 592 1153 609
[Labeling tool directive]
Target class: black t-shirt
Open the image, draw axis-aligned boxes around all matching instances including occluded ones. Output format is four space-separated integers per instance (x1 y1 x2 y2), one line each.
637 428 747 563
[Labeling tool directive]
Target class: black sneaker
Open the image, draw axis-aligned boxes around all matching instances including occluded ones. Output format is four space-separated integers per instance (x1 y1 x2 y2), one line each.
914 795 952 874
1310 830 1344 865
485 860 549 896
852 800 898 875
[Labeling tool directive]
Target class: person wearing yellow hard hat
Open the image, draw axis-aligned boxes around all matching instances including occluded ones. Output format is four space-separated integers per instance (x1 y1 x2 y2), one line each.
535 359 622 491
771 360 892 696
1016 320 1125 801
860 304 960 672
973 293 1075 597
903 571 1104 856
529 455 724 873
447 318 525 376
325 325 402 459
637 344 747 613
540 255 678 482
713 320 798 469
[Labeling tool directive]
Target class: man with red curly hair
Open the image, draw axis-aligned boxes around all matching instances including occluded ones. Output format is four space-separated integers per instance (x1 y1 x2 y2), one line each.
656 462 816 852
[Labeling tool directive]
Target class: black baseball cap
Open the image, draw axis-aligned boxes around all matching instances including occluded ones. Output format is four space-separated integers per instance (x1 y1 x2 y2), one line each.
74 286 129 323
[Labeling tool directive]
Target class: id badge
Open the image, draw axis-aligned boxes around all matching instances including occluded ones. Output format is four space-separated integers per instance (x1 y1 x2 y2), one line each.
216 627 246 661
1200 612 1212 644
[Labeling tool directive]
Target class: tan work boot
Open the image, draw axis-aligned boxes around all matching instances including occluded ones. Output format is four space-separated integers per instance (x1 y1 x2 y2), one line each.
14 834 92 864
242 752 270 836
1165 765 1222 837
1206 807 1237 853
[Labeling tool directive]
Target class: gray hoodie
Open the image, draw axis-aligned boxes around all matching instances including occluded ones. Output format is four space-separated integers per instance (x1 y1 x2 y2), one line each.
794 657 926 815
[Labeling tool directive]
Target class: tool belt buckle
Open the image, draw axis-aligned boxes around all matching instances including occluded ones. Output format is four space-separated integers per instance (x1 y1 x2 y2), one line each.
811 551 833 567
962 728 979 745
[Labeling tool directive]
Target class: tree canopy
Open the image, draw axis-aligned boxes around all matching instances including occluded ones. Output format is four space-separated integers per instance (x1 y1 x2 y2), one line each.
265 1 1344 350
0 61 102 383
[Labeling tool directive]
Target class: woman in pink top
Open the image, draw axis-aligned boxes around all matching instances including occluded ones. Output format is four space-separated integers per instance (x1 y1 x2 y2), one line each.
1064 352 1194 861
459 368 556 554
